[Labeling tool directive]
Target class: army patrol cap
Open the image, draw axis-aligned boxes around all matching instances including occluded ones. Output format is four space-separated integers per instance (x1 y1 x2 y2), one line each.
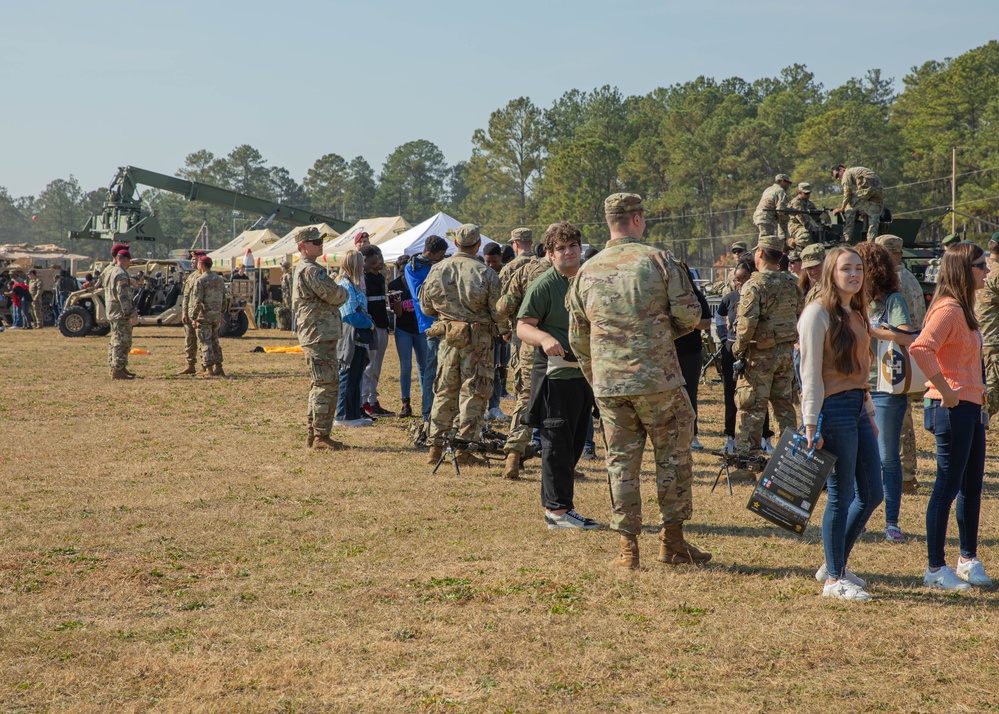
604 193 645 215
297 226 322 244
510 227 533 243
800 243 825 268
989 231 999 246
788 250 802 262
876 234 903 252
730 241 748 254
775 173 792 184
753 234 785 253
280 259 292 269
942 233 961 247
797 182 812 194
454 223 482 247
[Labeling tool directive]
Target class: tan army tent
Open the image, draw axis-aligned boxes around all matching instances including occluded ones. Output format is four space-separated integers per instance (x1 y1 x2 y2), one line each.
254 223 342 268
318 216 411 268
207 229 283 271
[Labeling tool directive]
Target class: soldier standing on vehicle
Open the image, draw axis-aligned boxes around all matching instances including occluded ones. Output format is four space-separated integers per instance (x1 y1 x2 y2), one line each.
786 182 822 249
191 256 226 377
294 227 349 451
732 234 804 461
278 259 294 331
753 174 792 243
568 193 711 570
420 224 507 468
27 270 44 329
831 164 884 242
178 250 207 375
107 248 138 380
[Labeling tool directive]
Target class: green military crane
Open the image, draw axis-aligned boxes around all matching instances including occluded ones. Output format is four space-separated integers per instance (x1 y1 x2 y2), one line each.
69 165 352 243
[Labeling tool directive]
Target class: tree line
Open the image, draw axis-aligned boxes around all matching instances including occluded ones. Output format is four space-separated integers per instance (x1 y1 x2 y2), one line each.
3 41 999 263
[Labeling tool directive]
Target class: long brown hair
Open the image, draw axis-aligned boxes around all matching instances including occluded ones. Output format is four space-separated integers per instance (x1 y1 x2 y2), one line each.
855 241 900 301
814 245 869 376
929 242 982 330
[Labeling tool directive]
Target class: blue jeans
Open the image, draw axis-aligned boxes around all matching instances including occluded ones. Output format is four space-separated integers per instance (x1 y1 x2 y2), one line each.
336 347 369 421
820 390 884 580
584 414 595 451
394 329 428 401
871 391 907 526
489 339 510 410
421 335 440 421
924 400 986 568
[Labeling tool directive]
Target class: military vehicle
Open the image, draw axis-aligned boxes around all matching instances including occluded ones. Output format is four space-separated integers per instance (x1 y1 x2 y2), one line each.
57 259 250 338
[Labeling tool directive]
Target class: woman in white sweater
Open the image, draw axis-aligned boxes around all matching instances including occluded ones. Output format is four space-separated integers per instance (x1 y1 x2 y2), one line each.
798 245 884 601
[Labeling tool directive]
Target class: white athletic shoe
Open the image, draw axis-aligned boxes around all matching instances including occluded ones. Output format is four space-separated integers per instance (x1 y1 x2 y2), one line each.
334 418 373 427
723 437 736 455
690 436 704 451
924 565 972 591
761 437 774 455
815 563 866 588
955 558 992 587
822 578 871 602
486 407 508 422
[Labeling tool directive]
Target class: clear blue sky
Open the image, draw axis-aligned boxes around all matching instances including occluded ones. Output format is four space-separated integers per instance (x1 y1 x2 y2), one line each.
2 0 996 198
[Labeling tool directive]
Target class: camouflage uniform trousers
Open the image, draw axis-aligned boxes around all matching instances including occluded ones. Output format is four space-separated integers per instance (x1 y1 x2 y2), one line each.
789 225 816 249
276 306 293 331
598 387 695 535
302 341 339 436
108 318 133 370
900 397 918 482
504 336 536 455
735 343 797 453
842 198 882 241
197 321 223 368
183 322 198 364
31 300 44 328
754 219 780 240
429 328 493 444
984 345 999 418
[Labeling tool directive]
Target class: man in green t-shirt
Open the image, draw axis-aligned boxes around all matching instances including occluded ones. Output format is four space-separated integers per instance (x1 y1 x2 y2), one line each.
517 221 598 531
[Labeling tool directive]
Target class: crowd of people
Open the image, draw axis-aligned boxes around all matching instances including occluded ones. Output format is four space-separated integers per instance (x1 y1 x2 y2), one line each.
0 267 77 329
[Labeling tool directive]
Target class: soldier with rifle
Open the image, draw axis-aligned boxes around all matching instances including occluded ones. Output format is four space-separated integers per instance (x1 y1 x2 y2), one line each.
785 183 823 249
753 174 792 243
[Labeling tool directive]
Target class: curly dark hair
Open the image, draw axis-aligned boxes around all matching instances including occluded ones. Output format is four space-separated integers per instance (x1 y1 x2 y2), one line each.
855 241 899 301
544 221 582 254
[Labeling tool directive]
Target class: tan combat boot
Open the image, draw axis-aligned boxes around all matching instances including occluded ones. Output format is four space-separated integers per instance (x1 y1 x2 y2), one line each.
427 444 444 465
312 435 348 451
658 523 712 564
199 366 213 377
455 449 486 468
502 452 521 480
213 364 226 377
177 361 197 375
612 533 640 570
110 368 134 380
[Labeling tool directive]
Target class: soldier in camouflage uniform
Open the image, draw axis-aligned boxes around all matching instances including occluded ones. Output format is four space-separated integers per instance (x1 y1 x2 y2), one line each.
877 234 926 490
106 248 138 380
977 233 999 418
420 224 508 468
191 256 226 377
27 270 44 328
786 182 822 249
568 193 711 570
277 260 294 331
732 234 804 459
178 250 207 375
294 227 349 451
831 164 884 242
496 241 551 479
753 174 792 243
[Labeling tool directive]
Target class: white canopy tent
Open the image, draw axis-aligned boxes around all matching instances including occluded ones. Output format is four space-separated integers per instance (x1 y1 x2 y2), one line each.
317 216 412 268
376 212 497 263
207 229 283 271
254 223 342 268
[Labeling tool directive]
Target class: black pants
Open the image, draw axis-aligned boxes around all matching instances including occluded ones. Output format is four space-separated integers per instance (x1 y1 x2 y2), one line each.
677 348 703 435
539 376 593 512
721 342 738 437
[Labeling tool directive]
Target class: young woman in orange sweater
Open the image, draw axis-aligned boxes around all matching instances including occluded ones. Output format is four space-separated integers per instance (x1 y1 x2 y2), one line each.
910 242 992 591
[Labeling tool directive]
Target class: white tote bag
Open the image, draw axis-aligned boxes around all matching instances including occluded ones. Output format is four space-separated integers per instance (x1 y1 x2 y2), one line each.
876 339 928 394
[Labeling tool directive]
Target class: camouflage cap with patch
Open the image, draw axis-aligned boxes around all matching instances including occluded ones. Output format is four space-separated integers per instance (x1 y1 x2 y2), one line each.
942 233 961 247
604 193 644 215
280 259 292 268
753 234 785 253
800 243 825 268
297 226 321 243
775 173 792 184
731 241 748 253
510 227 533 242
990 231 999 246
788 250 802 262
797 182 812 193
876 234 903 252
454 223 481 247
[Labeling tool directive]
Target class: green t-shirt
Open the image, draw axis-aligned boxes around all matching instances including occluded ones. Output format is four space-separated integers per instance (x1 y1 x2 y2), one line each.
517 267 583 380
869 291 912 389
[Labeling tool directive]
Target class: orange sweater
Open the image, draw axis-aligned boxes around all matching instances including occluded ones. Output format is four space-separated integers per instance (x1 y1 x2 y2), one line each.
909 297 984 404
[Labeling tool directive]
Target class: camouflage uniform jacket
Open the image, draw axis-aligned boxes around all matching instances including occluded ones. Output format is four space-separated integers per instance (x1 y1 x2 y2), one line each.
898 265 926 330
977 256 999 347
419 253 507 333
732 269 803 355
497 257 551 321
498 252 534 291
753 184 790 226
787 195 820 232
294 256 348 346
180 270 201 320
281 271 294 310
567 236 701 397
106 265 135 321
28 277 43 300
192 271 225 324
98 264 115 290
841 167 883 205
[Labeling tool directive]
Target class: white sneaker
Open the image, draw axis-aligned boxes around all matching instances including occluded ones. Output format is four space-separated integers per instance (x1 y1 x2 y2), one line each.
545 510 599 530
815 563 866 588
486 406 508 422
334 418 373 427
723 437 736 455
924 565 972 591
822 578 871 602
955 558 992 587
690 436 704 451
761 437 774 455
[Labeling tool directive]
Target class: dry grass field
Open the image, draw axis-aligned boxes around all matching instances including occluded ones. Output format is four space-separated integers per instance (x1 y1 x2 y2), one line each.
2 325 998 713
